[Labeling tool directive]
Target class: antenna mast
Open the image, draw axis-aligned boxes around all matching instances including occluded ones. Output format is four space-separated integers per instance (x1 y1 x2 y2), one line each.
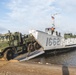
51 13 60 28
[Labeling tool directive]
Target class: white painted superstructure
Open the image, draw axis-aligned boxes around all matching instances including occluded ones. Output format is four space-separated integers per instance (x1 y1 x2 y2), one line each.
29 30 76 51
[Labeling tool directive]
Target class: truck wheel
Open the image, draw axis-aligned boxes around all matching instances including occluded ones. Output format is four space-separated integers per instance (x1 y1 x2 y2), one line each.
34 42 40 50
27 43 34 52
4 49 14 60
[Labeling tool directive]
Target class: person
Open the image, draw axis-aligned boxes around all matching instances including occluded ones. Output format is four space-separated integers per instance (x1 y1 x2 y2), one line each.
59 32 61 36
51 27 55 35
56 31 58 36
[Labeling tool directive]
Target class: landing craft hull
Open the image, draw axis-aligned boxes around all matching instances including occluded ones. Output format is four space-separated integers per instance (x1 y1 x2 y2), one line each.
29 30 65 51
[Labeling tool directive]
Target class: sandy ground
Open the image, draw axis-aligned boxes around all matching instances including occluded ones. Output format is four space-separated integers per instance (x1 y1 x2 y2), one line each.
0 59 76 75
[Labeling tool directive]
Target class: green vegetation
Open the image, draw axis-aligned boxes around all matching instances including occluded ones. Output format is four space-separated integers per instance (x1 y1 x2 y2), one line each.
64 33 76 39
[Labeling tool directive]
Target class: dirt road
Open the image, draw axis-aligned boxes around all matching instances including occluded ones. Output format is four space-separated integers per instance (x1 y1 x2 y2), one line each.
0 59 76 75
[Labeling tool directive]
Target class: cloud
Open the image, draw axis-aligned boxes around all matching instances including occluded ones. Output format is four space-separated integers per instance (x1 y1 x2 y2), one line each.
6 0 56 33
0 25 7 33
7 0 56 21
0 0 76 34
55 0 76 14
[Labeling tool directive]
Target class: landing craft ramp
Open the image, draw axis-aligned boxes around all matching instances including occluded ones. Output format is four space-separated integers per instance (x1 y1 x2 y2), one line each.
14 50 44 61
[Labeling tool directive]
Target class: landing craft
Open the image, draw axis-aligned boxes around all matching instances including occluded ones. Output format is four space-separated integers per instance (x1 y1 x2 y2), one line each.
29 15 76 52
20 15 76 61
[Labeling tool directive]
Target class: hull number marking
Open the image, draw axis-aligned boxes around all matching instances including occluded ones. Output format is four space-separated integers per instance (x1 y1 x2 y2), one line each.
46 37 60 46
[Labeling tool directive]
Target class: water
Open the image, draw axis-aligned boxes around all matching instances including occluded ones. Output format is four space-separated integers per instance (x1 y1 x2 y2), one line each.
27 50 76 66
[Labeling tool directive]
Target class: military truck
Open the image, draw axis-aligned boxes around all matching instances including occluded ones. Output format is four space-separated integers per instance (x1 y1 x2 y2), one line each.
0 31 40 60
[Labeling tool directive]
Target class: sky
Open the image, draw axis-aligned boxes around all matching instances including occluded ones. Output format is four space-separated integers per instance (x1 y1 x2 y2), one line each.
0 0 76 34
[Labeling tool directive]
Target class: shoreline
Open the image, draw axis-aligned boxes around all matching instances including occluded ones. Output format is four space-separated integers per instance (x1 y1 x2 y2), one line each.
0 60 76 75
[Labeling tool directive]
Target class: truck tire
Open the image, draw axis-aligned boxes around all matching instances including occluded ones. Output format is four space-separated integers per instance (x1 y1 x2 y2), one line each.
34 42 40 50
4 49 14 60
27 43 34 52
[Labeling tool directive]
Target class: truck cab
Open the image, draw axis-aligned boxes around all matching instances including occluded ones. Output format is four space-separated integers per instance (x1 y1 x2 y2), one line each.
0 31 26 60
